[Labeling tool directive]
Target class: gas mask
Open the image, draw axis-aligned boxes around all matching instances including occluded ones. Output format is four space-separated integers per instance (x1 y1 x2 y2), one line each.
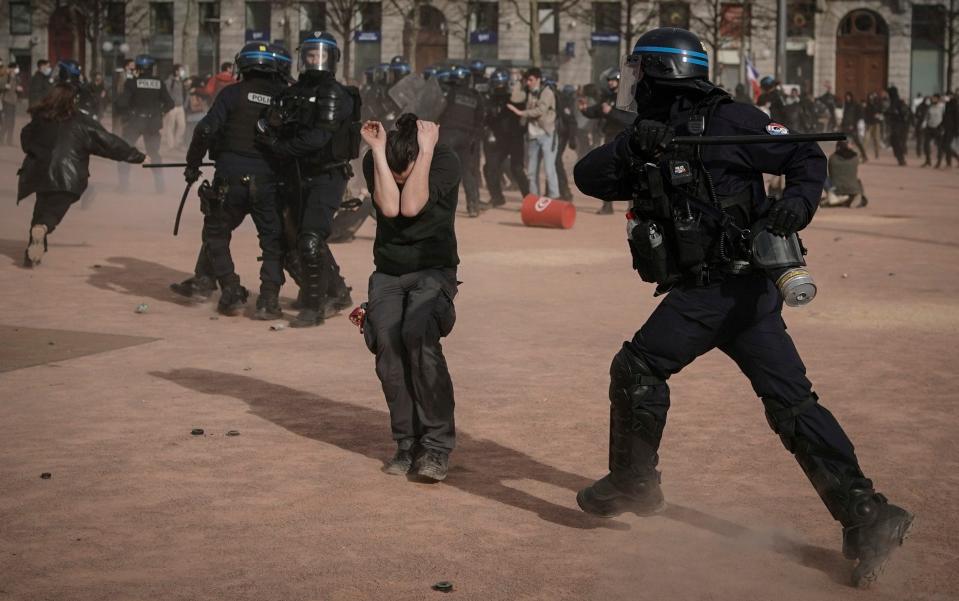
751 228 817 307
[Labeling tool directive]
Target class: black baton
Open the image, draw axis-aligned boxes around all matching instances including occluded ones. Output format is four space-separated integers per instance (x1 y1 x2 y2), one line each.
671 132 846 146
173 181 195 236
143 162 215 168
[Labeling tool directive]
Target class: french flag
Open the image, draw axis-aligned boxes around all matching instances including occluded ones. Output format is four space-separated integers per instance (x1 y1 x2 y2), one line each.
746 57 761 102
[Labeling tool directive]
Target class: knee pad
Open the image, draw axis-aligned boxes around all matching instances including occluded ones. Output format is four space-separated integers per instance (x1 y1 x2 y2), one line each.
297 231 328 263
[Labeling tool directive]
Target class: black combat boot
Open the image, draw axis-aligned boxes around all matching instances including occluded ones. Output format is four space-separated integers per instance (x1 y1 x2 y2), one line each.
577 473 665 517
253 284 283 320
838 490 914 588
217 275 249 316
170 275 218 300
324 286 353 317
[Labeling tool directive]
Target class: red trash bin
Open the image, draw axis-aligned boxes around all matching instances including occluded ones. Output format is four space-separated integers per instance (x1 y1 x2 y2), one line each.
520 194 576 229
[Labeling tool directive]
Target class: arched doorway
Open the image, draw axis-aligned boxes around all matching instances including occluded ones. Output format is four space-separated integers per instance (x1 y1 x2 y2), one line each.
835 10 888 101
409 5 448 71
48 7 84 67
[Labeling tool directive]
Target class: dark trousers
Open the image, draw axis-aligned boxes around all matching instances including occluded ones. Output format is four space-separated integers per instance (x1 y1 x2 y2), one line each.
923 126 941 165
440 128 479 210
622 275 868 522
364 268 458 453
555 130 573 200
483 134 529 203
118 118 163 192
936 131 959 167
31 191 81 233
1 102 15 145
889 124 908 165
203 166 284 290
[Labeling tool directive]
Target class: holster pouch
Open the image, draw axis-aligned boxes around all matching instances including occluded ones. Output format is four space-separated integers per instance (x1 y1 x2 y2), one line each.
672 213 706 269
628 218 674 284
198 179 226 216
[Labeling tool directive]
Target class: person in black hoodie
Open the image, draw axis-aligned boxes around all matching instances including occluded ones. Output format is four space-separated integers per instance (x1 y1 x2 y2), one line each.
17 83 145 267
840 91 868 161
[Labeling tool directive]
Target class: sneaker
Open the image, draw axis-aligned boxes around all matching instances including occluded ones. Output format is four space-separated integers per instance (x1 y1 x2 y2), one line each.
170 275 217 300
844 504 915 589
576 474 666 518
382 447 415 475
27 224 47 267
253 290 283 320
290 308 324 328
414 449 449 481
217 280 249 316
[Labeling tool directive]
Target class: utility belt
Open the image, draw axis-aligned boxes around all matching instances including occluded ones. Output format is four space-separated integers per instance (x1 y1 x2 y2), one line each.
300 160 354 180
198 173 274 214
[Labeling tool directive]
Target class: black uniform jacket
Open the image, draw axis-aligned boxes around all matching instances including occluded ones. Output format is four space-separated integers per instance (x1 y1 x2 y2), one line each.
574 97 827 230
17 113 141 201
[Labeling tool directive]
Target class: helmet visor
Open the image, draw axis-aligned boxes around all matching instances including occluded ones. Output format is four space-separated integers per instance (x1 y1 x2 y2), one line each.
299 41 338 73
616 53 643 113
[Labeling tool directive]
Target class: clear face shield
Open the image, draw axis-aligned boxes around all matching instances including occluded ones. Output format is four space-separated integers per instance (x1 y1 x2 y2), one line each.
298 42 338 74
616 53 643 113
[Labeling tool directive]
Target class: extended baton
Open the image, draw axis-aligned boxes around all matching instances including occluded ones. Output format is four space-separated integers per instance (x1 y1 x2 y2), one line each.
671 132 846 146
173 181 195 236
143 162 215 168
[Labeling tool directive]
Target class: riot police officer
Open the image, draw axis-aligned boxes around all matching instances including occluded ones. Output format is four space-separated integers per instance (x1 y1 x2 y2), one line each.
56 59 98 119
573 28 912 588
579 68 633 214
482 68 529 207
182 42 290 319
438 66 483 217
257 32 361 328
116 55 174 193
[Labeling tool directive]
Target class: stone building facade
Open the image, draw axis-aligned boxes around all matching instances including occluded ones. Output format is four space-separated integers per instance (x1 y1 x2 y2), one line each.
0 0 953 100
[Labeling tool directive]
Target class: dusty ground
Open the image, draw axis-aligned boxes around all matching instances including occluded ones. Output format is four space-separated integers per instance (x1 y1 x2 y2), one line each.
0 139 957 601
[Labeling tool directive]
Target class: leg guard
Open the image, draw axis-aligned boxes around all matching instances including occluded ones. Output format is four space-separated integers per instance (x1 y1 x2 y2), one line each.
297 230 330 311
762 393 885 527
608 343 670 491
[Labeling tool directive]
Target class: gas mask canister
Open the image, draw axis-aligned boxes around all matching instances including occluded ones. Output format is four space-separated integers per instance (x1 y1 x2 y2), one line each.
751 228 816 307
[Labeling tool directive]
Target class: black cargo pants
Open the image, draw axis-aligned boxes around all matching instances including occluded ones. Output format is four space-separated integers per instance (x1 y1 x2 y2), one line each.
364 268 458 453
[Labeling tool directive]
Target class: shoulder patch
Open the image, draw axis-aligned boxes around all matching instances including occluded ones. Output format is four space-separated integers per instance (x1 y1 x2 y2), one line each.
136 79 161 90
766 122 789 135
247 92 273 105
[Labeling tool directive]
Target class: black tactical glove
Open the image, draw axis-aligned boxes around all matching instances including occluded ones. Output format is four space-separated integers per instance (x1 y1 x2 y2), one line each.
129 150 146 164
255 131 281 154
184 165 201 184
629 119 675 158
766 198 806 237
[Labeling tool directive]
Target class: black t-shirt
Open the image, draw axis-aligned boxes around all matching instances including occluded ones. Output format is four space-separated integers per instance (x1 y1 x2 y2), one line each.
363 144 460 276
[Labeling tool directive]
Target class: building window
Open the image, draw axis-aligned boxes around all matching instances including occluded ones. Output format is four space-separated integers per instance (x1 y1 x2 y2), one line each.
787 0 815 38
150 2 174 35
105 2 126 37
469 2 498 33
358 2 382 32
659 2 690 29
300 2 326 40
538 2 559 61
9 1 32 35
246 1 272 41
593 2 621 33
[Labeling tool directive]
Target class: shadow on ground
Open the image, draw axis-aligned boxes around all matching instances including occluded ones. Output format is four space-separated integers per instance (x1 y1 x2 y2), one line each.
150 366 852 582
87 256 194 304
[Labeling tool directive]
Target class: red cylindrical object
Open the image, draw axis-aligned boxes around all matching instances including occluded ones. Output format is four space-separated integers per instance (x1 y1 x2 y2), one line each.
520 194 577 229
